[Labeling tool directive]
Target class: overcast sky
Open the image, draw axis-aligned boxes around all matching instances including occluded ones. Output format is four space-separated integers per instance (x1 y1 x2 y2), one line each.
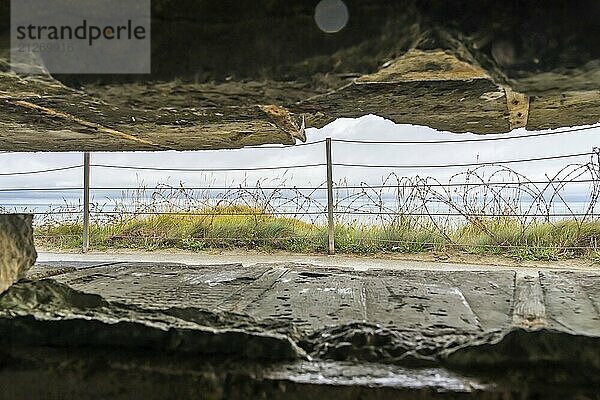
0 115 598 201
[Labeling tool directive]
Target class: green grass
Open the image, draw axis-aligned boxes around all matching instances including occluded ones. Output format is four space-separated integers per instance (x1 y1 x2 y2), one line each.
37 206 326 252
34 206 600 261
456 218 600 260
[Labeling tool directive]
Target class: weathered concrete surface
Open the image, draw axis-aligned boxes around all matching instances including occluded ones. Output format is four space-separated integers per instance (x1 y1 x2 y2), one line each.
43 262 599 336
0 214 36 294
0 261 597 398
0 1 598 150
0 279 305 361
0 73 301 151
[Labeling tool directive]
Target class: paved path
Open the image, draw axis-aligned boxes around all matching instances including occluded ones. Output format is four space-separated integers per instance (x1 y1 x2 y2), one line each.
36 251 595 272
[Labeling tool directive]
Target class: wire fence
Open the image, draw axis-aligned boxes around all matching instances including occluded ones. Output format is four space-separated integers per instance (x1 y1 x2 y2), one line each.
1 124 600 257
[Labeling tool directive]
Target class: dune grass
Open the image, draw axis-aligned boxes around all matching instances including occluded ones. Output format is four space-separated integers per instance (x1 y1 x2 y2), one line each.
30 158 600 262
34 205 600 261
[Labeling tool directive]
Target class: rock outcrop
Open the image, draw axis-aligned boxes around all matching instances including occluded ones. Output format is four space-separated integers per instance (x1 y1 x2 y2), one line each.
0 214 37 294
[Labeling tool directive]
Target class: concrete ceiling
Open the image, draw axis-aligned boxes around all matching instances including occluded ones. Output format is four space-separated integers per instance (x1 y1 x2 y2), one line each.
0 0 598 151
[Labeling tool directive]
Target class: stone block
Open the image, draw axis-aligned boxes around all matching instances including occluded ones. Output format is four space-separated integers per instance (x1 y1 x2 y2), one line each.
0 214 37 294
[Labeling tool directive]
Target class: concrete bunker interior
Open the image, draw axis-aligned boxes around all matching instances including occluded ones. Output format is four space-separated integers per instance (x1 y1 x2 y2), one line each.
0 1 599 399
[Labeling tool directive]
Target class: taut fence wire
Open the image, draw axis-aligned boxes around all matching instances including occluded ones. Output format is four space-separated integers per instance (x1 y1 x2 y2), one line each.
0 124 599 255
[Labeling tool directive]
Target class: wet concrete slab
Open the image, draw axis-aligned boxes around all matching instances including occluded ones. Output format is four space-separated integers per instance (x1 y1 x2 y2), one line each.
33 262 522 335
29 260 600 340
25 260 600 336
6 260 599 399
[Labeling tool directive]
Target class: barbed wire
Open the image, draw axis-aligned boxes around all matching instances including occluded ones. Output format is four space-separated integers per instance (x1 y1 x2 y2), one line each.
33 233 600 251
331 124 600 145
0 186 329 192
333 211 596 217
4 138 600 256
0 178 598 193
334 152 593 169
0 150 594 176
0 165 83 176
91 163 326 172
12 208 597 218
334 179 598 189
1 150 583 176
88 210 327 216
0 187 83 192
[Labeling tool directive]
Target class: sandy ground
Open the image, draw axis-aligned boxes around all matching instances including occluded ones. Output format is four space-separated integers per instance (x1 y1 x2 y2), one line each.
37 248 599 272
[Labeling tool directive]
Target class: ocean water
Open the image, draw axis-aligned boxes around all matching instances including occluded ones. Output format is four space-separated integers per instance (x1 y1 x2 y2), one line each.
1 189 598 226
